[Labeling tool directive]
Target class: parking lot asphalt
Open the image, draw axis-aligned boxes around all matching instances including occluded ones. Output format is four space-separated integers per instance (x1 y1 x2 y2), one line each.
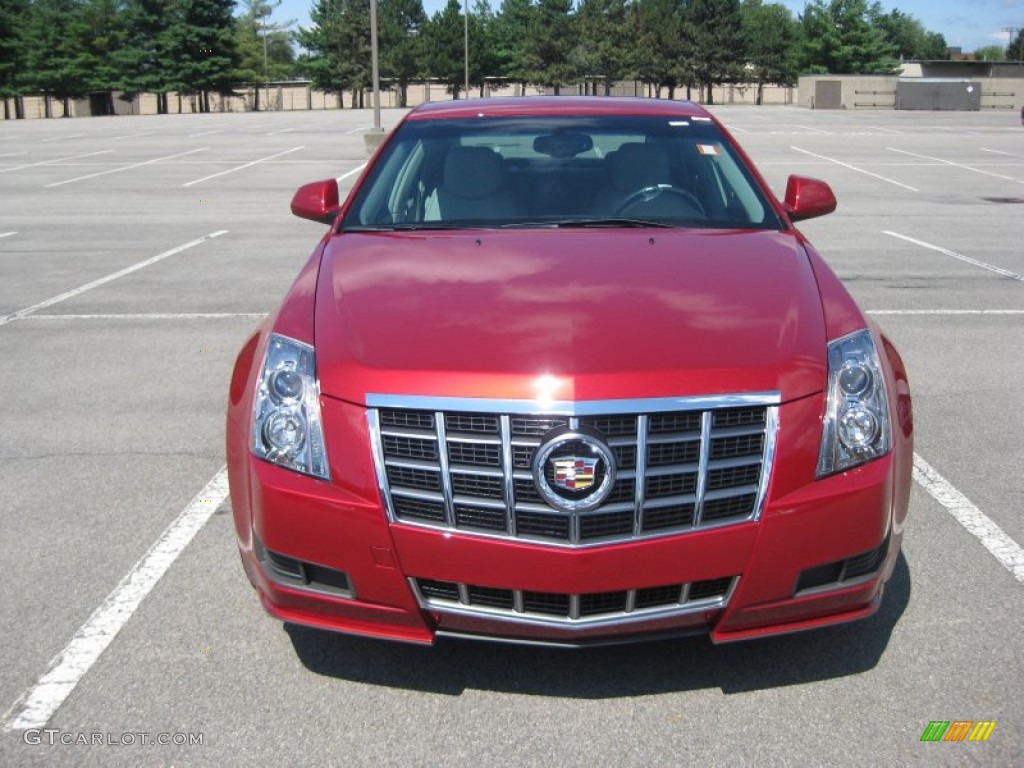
0 105 1021 766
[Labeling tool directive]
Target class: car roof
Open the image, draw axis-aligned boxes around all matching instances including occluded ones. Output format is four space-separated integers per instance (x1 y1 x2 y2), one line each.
405 97 713 121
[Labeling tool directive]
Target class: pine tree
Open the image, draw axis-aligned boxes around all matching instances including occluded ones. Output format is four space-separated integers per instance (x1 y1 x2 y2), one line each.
162 0 240 112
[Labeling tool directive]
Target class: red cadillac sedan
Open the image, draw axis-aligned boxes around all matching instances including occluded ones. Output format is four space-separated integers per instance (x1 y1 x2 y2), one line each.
227 97 913 647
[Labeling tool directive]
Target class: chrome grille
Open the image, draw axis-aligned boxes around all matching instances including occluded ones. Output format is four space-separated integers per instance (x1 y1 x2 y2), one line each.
412 576 737 625
369 394 778 547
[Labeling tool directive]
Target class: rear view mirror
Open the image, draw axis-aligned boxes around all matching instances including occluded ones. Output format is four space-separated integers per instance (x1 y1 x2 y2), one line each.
783 176 837 222
291 179 340 224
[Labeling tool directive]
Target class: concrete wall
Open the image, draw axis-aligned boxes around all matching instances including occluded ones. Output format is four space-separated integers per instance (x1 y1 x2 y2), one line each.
3 79 798 120
798 74 1023 110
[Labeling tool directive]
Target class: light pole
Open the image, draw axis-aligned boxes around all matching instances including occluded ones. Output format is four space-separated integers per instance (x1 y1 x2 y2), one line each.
370 0 381 131
464 1 469 99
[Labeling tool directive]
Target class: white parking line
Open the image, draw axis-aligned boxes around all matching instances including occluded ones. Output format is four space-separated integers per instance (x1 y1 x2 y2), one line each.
981 147 1024 159
793 124 831 134
790 146 919 192
267 128 294 135
111 132 154 140
0 232 16 239
337 162 367 183
40 133 84 143
22 312 266 321
883 231 1024 281
182 146 304 187
344 125 372 135
868 310 1024 315
0 151 28 158
2 468 229 731
0 231 228 327
887 147 1024 184
189 130 222 138
46 148 209 188
914 454 1024 584
0 149 114 174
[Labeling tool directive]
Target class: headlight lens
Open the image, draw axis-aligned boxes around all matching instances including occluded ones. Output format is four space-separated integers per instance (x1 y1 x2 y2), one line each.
817 329 891 478
251 334 329 480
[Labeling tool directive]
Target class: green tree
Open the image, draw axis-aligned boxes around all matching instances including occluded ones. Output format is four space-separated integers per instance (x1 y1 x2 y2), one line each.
633 0 688 99
799 0 896 74
113 0 174 113
572 0 631 95
1009 29 1024 63
79 0 132 113
0 0 30 118
468 0 498 96
688 0 743 103
870 7 947 61
975 44 1006 62
235 0 295 84
163 0 240 112
741 0 799 104
524 0 576 94
422 0 466 98
21 0 95 117
297 0 370 107
380 0 426 107
490 0 533 89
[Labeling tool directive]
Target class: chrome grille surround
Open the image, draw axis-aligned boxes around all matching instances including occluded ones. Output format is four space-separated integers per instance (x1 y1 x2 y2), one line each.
368 393 780 548
410 576 739 630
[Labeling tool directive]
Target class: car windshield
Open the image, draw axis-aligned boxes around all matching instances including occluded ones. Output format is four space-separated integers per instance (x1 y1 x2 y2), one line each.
342 114 784 232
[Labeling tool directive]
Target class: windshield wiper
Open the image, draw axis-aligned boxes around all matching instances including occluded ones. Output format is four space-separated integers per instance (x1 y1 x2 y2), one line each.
344 223 470 232
499 218 678 229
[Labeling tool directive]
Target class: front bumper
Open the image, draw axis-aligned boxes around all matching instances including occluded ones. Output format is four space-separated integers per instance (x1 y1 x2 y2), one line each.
229 393 907 647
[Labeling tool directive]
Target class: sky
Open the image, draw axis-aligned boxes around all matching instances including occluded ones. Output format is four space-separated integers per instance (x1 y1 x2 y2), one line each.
272 0 1023 56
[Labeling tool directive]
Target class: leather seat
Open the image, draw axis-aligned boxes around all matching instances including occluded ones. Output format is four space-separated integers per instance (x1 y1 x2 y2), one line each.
592 142 671 215
434 146 517 221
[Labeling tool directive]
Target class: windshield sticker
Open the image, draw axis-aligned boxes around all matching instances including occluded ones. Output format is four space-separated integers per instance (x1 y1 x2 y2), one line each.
697 144 719 156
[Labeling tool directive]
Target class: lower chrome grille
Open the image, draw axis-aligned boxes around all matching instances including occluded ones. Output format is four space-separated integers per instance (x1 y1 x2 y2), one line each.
369 393 778 547
412 576 738 626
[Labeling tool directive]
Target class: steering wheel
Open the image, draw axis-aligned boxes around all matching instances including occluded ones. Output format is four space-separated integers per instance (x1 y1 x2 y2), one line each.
614 184 706 217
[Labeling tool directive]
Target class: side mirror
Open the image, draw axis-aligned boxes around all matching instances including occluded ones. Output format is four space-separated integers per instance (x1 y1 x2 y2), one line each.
291 179 340 224
783 176 837 222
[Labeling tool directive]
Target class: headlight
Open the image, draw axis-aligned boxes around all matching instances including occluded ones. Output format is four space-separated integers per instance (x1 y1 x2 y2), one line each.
251 334 329 480
817 329 891 478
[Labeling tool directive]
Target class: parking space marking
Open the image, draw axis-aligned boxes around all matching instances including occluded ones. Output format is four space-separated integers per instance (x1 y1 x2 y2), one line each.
790 146 919 192
981 147 1024 159
868 309 1024 315
0 149 114 174
914 454 1024 584
344 124 372 134
883 231 1024 281
887 147 1024 184
0 232 16 239
182 145 304 187
40 133 85 143
110 131 154 140
267 128 294 135
23 312 266 321
0 151 28 158
793 124 831 134
45 148 209 188
188 130 223 137
2 468 229 731
0 231 228 327
337 162 367 183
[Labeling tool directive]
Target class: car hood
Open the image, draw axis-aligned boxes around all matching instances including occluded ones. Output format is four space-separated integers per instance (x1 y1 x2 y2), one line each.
314 229 828 404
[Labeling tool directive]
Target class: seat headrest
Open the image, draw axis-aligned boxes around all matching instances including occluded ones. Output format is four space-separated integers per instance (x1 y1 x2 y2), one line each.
609 142 670 193
443 146 505 200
